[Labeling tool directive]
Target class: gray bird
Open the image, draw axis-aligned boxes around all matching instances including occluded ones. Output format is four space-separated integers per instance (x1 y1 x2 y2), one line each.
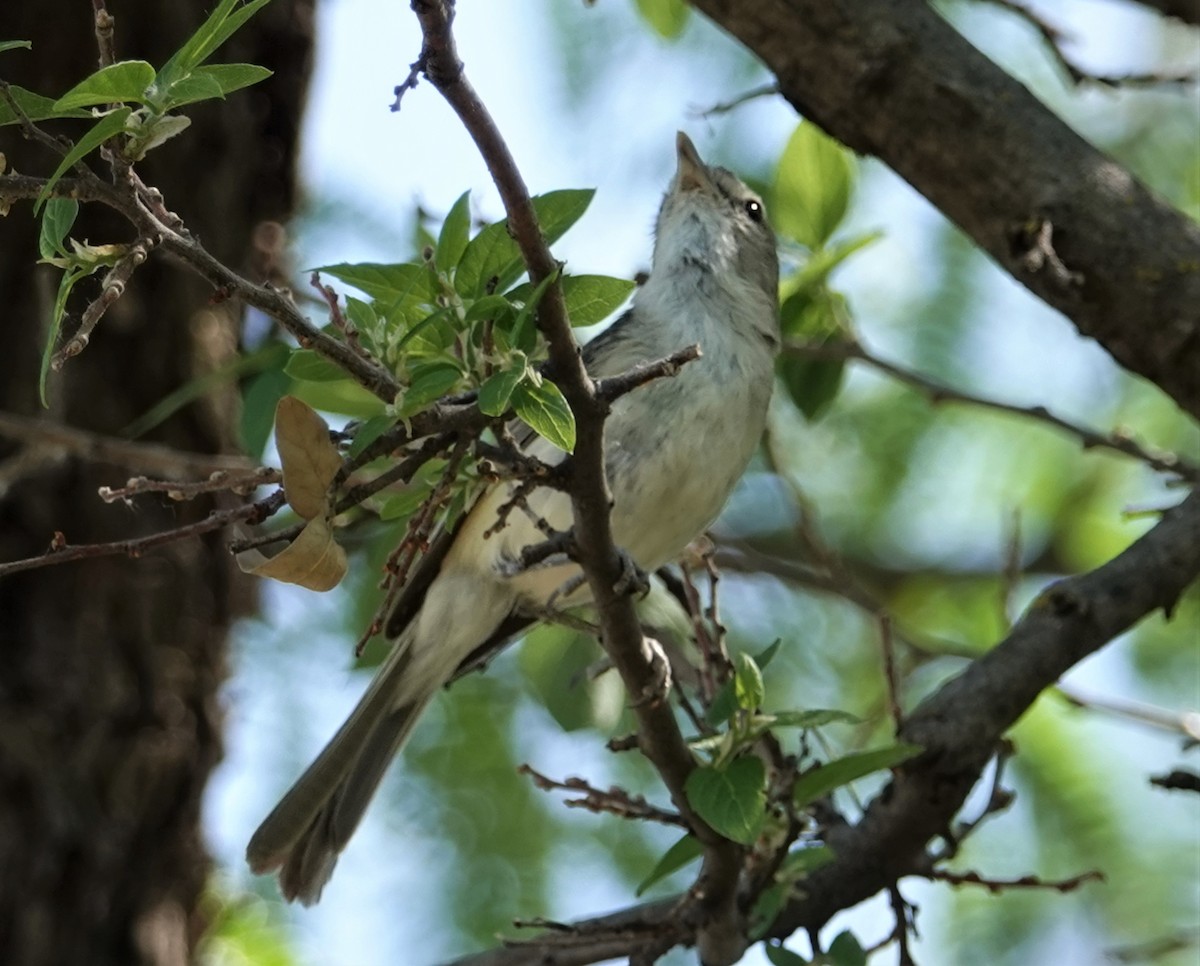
247 132 781 903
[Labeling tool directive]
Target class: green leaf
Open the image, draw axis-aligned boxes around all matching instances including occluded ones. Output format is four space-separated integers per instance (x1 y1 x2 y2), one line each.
35 107 132 212
768 709 861 729
239 363 292 458
774 122 854 248
478 367 526 417
38 198 79 259
778 288 850 420
0 41 32 55
510 268 560 349
827 930 868 966
634 0 691 38
345 414 395 459
512 378 575 453
793 743 922 808
706 679 737 727
463 294 515 324
0 85 92 125
285 348 349 383
436 190 471 272
635 833 703 896
53 61 155 110
685 757 766 845
764 943 810 966
456 188 595 297
560 274 635 326
289 377 387 420
397 360 465 417
161 63 272 108
734 652 765 711
756 638 783 671
156 0 273 92
318 262 434 307
778 844 836 879
38 266 88 405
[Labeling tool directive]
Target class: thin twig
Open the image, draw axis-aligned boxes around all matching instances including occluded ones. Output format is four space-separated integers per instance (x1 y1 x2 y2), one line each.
785 337 1199 480
980 0 1198 88
51 236 159 370
0 490 286 578
98 466 280 502
519 764 688 827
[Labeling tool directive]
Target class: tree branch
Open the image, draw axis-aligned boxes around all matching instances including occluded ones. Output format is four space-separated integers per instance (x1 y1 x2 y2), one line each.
409 1 744 957
687 0 1200 418
446 489 1200 963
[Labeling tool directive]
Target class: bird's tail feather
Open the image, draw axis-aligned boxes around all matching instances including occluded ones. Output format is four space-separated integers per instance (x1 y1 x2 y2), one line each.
245 633 435 904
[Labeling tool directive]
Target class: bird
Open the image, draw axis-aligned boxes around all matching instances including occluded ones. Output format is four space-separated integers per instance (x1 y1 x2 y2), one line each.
246 131 781 903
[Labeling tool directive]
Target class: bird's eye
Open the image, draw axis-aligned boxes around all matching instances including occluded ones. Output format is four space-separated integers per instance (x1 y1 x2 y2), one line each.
743 199 764 222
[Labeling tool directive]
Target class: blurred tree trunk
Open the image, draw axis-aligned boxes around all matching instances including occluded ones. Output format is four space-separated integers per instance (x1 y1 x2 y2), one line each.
0 3 313 964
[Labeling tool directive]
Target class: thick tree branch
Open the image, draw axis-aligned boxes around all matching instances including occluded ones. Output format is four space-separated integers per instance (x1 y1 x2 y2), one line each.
447 489 1200 964
689 0 1200 418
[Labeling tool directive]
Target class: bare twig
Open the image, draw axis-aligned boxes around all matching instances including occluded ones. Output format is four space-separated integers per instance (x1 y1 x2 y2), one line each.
519 764 687 827
979 0 1198 88
1056 685 1200 742
98 466 280 502
91 0 116 69
0 490 286 579
696 82 781 118
785 337 1199 481
1149 769 1200 794
929 867 1105 893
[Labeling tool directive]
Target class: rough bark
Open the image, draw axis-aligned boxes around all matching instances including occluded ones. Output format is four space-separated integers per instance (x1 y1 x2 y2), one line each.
691 0 1200 418
0 3 312 964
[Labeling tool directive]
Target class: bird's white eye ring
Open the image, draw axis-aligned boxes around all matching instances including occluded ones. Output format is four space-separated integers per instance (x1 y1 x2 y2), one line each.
744 199 764 222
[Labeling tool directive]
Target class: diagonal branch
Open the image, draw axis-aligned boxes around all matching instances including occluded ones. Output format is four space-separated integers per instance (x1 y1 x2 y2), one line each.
687 0 1200 419
445 488 1200 964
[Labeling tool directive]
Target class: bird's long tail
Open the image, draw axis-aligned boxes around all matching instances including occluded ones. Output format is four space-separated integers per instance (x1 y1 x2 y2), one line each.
245 633 434 904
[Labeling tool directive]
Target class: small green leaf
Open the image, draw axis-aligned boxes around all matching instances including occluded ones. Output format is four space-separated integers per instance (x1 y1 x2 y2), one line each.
239 365 291 458
634 0 691 38
0 85 92 125
0 41 32 55
512 378 575 453
456 188 595 297
53 61 155 110
751 885 790 941
734 652 765 711
635 834 703 896
774 121 854 248
377 483 434 523
36 107 133 212
705 679 737 727
763 943 810 966
755 638 783 670
560 274 635 326
156 0 273 91
463 294 514 324
347 414 395 459
285 349 348 383
793 743 922 809
38 266 88 405
161 63 272 108
38 198 79 260
769 709 861 729
478 367 526 417
397 360 464 416
778 288 851 420
436 190 471 272
827 931 868 966
779 844 835 878
685 757 766 845
510 268 560 349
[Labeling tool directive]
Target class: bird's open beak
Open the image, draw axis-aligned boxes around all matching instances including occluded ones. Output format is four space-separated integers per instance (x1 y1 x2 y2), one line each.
675 131 714 194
